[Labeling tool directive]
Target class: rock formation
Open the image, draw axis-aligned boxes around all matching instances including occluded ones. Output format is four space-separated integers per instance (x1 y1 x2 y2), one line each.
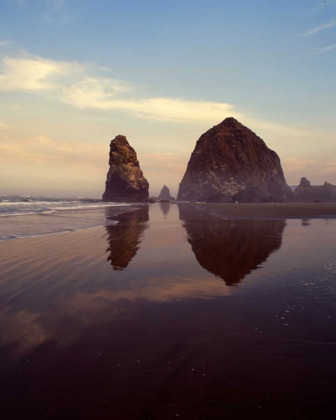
102 135 149 202
177 117 293 202
151 185 175 202
158 185 175 201
179 204 285 286
294 177 336 202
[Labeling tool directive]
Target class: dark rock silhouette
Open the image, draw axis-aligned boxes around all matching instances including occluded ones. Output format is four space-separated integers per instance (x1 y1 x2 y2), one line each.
178 204 285 286
294 177 336 202
102 135 149 202
158 185 175 201
105 206 149 270
151 185 175 202
177 117 293 202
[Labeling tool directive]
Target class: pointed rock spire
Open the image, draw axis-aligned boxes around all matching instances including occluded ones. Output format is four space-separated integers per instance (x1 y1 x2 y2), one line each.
102 135 149 202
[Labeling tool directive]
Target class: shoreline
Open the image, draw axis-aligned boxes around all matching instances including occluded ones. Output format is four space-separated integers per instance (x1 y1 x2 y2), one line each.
0 204 143 242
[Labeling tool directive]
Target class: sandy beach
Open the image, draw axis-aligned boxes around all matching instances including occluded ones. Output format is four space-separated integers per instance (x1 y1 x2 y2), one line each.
194 202 336 219
1 203 336 418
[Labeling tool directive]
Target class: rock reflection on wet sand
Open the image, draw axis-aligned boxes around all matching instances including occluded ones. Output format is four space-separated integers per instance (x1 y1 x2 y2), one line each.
105 206 149 270
179 204 286 285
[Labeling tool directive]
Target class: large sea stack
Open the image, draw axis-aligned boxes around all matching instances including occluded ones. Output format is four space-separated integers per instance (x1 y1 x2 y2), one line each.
294 177 336 202
177 117 293 202
102 135 149 202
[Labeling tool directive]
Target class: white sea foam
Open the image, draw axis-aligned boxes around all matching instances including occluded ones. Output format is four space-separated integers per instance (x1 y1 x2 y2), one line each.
0 195 134 241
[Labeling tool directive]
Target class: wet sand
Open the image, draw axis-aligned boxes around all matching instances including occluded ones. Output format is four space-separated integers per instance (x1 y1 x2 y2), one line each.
195 202 336 219
1 203 336 419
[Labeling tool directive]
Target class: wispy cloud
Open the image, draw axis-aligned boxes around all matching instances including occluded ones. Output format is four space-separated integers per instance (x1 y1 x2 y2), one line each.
0 56 83 91
310 44 336 55
301 19 336 36
0 55 240 123
0 53 315 136
0 41 10 47
66 87 239 123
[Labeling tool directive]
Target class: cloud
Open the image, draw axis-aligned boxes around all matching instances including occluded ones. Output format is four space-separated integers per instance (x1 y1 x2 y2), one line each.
310 44 336 55
62 70 239 123
0 41 10 47
65 77 132 107
66 89 240 123
0 55 240 123
0 53 322 139
0 56 81 91
301 19 336 37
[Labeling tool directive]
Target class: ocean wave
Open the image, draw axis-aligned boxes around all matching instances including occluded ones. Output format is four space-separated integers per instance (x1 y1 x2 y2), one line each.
0 197 131 217
0 220 119 242
0 210 56 217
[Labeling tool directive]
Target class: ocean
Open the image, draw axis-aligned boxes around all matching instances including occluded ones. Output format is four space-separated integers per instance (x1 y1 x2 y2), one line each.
0 195 133 241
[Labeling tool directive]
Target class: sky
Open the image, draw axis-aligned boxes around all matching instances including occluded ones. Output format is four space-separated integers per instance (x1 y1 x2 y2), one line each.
0 0 335 198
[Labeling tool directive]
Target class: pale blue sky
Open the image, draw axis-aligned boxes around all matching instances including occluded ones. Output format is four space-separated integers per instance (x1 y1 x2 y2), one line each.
0 0 335 196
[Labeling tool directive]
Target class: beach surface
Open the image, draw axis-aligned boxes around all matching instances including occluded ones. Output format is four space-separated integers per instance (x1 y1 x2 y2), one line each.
1 203 336 418
194 202 336 219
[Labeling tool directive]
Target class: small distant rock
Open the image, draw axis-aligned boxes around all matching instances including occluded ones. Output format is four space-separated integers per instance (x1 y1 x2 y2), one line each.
294 177 336 202
152 185 176 202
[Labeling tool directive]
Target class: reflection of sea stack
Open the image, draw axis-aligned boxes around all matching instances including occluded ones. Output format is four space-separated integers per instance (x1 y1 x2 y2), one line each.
105 206 149 270
178 205 285 286
177 118 293 202
102 135 149 202
159 202 170 218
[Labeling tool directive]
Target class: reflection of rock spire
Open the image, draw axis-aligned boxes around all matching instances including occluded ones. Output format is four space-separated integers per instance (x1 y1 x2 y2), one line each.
178 205 286 286
159 202 170 218
105 206 149 270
